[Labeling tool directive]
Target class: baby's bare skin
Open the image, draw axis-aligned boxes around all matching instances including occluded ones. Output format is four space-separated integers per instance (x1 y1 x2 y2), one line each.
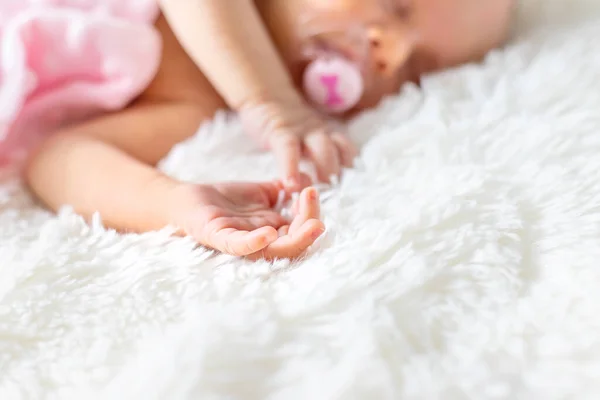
26 14 325 260
25 0 513 259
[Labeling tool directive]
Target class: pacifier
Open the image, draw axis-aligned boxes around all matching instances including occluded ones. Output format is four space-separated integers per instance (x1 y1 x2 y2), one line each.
298 13 370 115
302 55 364 115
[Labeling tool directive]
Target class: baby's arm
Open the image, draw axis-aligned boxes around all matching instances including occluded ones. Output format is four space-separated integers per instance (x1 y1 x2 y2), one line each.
25 102 323 259
159 0 356 184
25 103 206 234
159 0 299 110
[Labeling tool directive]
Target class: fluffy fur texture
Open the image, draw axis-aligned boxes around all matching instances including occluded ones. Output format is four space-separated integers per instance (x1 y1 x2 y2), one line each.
2 0 600 398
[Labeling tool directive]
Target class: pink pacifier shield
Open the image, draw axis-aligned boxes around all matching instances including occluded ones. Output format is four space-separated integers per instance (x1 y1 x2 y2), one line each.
302 55 364 114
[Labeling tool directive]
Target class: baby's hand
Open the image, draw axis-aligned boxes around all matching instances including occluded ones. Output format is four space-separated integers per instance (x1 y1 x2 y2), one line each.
171 177 324 260
239 96 357 188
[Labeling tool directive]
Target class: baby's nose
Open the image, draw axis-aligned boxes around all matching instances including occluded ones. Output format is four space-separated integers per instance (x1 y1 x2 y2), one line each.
367 23 417 77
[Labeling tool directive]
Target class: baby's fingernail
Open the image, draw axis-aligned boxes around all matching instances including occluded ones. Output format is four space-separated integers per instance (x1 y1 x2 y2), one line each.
312 228 325 239
306 188 317 200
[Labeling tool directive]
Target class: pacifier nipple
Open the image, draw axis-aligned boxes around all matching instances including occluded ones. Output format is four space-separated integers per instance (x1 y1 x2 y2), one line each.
302 55 364 115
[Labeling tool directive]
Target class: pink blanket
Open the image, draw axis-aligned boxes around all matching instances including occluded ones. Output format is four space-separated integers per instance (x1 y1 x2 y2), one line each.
0 0 161 168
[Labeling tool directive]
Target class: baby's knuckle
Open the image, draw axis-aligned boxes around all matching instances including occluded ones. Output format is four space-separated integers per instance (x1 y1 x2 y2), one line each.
245 241 257 255
223 241 235 255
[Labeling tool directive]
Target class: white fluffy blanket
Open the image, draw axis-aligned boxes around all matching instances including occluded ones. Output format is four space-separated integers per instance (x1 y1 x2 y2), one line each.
2 1 600 398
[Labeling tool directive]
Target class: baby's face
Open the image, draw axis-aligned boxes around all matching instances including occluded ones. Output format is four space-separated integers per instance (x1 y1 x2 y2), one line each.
263 0 514 112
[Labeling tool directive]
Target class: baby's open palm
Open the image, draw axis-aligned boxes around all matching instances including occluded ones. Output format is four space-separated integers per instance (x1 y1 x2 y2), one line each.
175 178 324 260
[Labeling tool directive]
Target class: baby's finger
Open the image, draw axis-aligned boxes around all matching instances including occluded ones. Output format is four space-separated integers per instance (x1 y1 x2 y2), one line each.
304 132 341 183
202 215 283 234
289 187 320 234
247 219 325 261
269 133 302 188
209 226 278 256
330 132 358 167
246 213 289 230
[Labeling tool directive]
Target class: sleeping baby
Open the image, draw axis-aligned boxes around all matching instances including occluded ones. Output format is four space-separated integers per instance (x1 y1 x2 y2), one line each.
23 0 514 259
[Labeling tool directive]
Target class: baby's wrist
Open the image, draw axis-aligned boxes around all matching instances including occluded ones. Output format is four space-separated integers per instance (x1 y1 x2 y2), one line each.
139 175 195 233
163 181 201 219
237 90 306 143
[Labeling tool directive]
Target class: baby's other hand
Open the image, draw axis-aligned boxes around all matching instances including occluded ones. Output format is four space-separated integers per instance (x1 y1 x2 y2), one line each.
239 96 357 188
